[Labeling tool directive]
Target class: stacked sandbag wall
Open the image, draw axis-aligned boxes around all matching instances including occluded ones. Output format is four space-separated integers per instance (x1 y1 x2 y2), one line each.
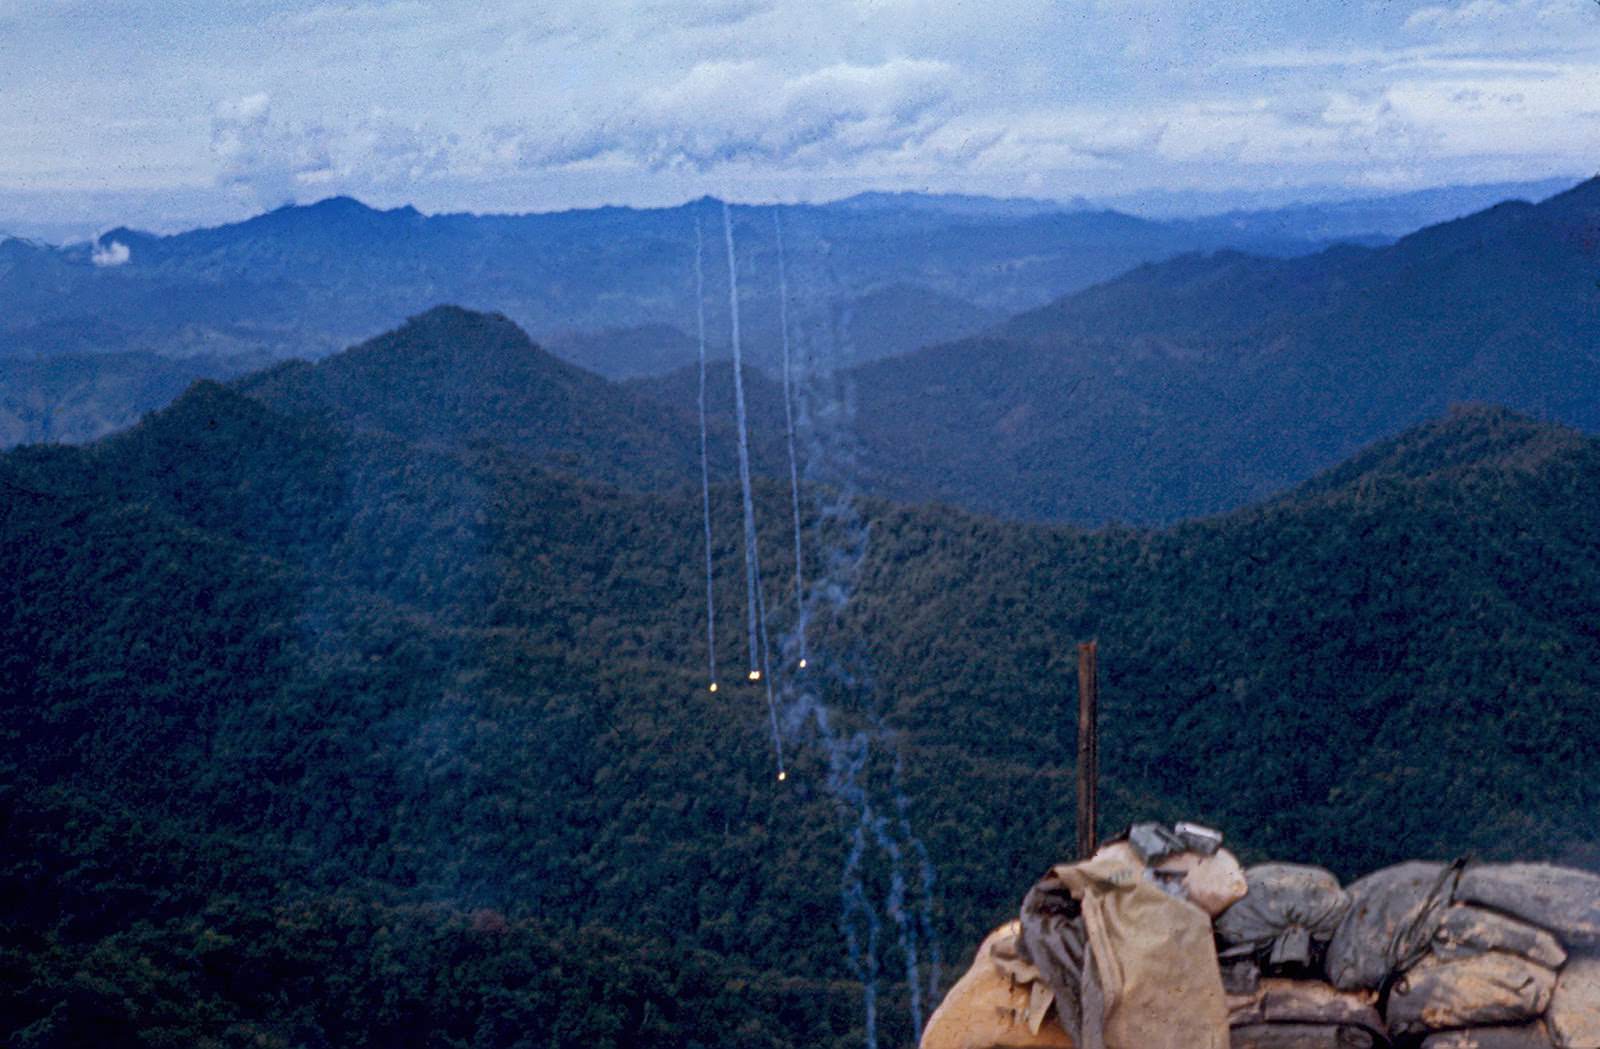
1215 862 1600 1049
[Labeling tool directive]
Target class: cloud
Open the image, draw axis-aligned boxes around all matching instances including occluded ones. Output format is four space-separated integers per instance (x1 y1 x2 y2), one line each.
91 239 130 266
473 57 961 174
1402 0 1597 49
7 0 1595 224
210 93 335 209
1405 0 1566 32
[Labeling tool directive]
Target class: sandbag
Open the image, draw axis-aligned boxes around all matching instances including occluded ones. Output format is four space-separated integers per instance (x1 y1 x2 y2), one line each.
1217 865 1351 969
1455 865 1600 949
1420 1022 1555 1049
1327 862 1457 991
1226 979 1384 1036
1154 847 1250 917
1386 952 1557 1037
1548 953 1600 1049
1019 848 1229 1049
1228 1024 1376 1048
921 922 1078 1049
1223 961 1264 996
1432 906 1568 969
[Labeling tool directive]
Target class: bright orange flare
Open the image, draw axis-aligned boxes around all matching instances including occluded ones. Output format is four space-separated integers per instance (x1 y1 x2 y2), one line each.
748 669 761 681
798 658 808 669
777 770 788 782
709 682 718 693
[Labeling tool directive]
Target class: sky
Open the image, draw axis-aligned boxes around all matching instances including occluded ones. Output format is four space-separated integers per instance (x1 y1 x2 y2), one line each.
1 0 1597 237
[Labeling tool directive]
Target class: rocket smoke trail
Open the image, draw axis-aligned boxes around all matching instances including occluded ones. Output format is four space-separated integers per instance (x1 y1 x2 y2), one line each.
694 216 718 693
722 201 761 679
773 210 808 669
753 541 786 776
722 202 785 773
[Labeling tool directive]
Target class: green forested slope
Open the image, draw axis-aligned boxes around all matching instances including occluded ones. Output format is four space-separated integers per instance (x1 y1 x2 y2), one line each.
3 376 1597 1047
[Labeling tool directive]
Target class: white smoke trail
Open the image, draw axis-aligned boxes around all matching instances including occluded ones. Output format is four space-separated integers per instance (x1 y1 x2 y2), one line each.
753 539 785 777
773 209 809 670
842 814 883 1049
694 216 719 693
722 201 785 773
792 679 930 1045
722 202 761 679
769 228 941 1047
895 746 943 1006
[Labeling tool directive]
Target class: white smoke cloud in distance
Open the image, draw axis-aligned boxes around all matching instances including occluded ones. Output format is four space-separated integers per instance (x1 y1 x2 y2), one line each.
91 240 130 267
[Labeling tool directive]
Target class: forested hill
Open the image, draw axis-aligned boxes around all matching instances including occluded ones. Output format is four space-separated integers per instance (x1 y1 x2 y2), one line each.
4 361 1599 1046
235 305 787 492
828 176 1600 524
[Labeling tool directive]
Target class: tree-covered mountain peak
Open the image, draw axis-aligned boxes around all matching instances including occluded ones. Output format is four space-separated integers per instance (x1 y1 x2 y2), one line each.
235 306 703 489
1278 405 1594 504
242 306 582 397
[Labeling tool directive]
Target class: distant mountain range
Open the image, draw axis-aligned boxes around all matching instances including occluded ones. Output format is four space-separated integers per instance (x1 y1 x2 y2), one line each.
1 176 1585 449
50 172 1589 533
0 189 1339 447
0 191 1329 370
543 283 1000 381
3 176 1593 533
0 350 266 446
827 175 1600 523
1104 176 1583 230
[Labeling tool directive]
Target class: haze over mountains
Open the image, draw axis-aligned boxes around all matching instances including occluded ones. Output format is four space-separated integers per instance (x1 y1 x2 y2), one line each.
307 176 1598 528
4 177 1595 530
0 177 1572 440
0 191 1324 366
835 175 1600 523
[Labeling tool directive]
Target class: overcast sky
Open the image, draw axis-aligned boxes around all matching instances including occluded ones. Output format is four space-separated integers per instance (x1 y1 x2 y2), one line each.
2 0 1597 235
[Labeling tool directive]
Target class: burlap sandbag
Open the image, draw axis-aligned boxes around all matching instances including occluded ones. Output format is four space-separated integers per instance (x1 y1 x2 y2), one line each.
1226 978 1384 1036
1216 865 1351 970
1455 865 1600 949
1228 1024 1376 1048
921 922 1077 1049
1432 905 1568 969
1420 1022 1555 1049
1326 862 1454 991
1548 953 1600 1049
1386 952 1557 1037
1022 849 1229 1049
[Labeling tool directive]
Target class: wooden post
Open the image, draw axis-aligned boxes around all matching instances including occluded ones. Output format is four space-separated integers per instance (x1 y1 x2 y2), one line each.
1076 640 1099 860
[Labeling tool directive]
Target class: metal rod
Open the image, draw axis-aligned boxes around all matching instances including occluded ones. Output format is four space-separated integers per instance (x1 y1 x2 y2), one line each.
1076 639 1099 860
